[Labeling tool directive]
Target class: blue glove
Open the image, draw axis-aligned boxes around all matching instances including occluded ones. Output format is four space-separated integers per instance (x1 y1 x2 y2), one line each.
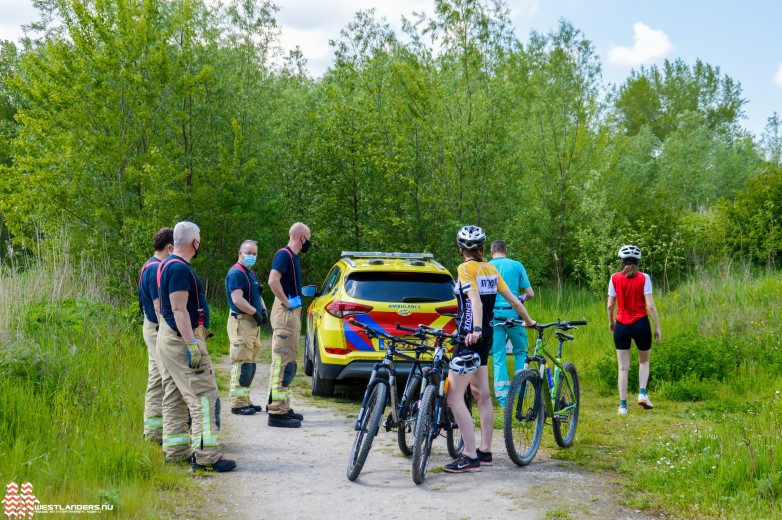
288 295 302 310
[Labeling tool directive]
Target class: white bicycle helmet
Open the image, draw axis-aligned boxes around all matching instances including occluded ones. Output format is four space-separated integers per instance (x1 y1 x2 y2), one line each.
449 351 481 375
618 244 641 260
456 225 486 250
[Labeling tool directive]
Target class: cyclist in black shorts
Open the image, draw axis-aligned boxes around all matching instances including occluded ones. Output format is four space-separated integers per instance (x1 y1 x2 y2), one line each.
607 245 662 415
444 226 535 473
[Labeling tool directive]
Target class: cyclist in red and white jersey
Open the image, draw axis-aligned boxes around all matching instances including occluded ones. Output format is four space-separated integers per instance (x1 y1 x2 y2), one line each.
607 245 662 415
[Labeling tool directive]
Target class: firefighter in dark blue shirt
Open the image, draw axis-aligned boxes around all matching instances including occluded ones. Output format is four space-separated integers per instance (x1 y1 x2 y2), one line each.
266 222 310 428
138 227 173 444
225 240 267 416
156 221 236 472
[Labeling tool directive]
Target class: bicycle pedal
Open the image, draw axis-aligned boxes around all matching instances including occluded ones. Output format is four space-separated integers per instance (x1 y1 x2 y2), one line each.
384 413 396 432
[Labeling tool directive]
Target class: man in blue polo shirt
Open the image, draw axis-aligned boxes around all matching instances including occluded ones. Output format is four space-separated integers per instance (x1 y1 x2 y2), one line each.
489 240 535 408
138 227 173 444
225 239 268 416
266 222 311 428
156 221 235 472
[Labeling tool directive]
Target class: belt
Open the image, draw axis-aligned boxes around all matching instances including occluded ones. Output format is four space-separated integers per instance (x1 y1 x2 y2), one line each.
231 312 245 319
494 306 513 310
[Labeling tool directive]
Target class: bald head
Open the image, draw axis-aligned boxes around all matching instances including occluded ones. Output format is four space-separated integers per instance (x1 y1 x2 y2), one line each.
289 222 310 237
287 222 312 254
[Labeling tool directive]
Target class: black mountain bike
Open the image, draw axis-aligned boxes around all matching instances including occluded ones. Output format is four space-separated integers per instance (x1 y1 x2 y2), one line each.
500 318 586 466
397 323 473 485
346 319 430 481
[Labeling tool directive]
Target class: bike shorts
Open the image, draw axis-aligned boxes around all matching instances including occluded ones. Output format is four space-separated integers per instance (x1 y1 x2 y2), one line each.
457 330 492 366
613 316 652 351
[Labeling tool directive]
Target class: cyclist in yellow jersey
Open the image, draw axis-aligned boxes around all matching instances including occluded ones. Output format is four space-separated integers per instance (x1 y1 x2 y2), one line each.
444 225 536 473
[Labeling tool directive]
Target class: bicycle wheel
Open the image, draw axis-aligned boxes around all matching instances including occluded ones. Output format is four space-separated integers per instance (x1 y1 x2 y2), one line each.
504 370 544 466
397 373 422 456
446 387 474 458
552 362 580 448
411 384 437 484
347 382 388 481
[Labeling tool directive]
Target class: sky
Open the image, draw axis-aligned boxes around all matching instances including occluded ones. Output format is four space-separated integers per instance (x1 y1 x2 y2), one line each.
1 0 780 138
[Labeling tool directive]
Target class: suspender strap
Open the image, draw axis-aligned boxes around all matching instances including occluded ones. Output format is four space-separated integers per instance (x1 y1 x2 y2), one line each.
277 247 300 297
138 258 161 314
233 263 252 297
157 258 204 327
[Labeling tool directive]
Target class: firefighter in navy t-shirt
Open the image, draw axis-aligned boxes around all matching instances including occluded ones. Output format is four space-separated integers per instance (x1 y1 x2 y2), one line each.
137 227 173 443
156 221 236 472
266 222 311 428
225 240 268 416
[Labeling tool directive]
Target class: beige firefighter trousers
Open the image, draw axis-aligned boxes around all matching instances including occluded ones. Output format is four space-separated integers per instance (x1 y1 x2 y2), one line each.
227 314 262 409
156 320 222 464
142 317 164 443
267 300 302 415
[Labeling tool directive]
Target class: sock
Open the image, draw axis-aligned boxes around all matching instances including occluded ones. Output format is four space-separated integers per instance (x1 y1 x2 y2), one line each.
620 399 627 408
639 388 647 395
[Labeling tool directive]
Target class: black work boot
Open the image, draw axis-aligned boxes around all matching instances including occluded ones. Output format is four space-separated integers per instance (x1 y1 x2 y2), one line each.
286 409 304 421
191 456 237 473
268 413 301 428
231 406 256 415
250 405 264 413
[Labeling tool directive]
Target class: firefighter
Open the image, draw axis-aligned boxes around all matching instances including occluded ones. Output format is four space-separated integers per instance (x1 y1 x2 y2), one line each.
225 239 267 415
266 222 310 428
156 221 236 472
138 227 174 443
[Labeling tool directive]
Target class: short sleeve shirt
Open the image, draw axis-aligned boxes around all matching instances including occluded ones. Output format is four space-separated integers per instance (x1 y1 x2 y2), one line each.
489 257 530 308
454 260 509 336
138 257 161 323
225 264 263 314
159 254 211 332
271 246 302 298
608 272 652 325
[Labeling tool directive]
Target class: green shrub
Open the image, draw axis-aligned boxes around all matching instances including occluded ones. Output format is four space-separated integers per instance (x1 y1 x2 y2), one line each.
653 333 735 382
659 373 716 401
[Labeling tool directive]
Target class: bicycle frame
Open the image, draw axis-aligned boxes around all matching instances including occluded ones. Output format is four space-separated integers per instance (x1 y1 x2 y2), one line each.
525 330 577 420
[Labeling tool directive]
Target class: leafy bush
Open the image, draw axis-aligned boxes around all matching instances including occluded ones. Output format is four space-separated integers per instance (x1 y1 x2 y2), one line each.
658 373 716 401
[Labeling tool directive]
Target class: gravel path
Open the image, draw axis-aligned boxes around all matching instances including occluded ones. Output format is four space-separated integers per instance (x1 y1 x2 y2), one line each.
199 350 652 520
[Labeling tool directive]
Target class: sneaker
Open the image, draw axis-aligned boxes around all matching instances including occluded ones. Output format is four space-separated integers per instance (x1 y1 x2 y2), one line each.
476 449 493 466
638 394 654 409
443 455 481 473
231 406 256 416
192 456 237 473
250 405 264 413
287 409 304 421
268 413 301 428
617 406 628 415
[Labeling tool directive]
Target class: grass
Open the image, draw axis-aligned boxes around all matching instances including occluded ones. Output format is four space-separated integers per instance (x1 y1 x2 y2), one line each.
0 250 216 518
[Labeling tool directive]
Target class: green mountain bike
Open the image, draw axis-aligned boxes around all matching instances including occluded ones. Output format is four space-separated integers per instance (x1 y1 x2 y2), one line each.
499 318 586 466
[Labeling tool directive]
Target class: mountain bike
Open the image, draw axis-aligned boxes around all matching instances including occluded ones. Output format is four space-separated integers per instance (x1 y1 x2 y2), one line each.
499 318 586 466
346 319 430 481
397 323 473 484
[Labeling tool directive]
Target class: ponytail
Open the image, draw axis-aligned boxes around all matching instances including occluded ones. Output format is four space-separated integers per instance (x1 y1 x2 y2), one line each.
621 259 639 278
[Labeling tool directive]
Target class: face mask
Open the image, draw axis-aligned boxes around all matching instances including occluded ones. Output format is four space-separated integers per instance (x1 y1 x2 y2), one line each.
192 239 200 259
301 236 311 253
242 254 257 268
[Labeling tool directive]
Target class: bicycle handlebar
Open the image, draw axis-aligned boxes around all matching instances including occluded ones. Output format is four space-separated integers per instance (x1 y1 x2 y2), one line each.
348 318 426 349
493 318 588 331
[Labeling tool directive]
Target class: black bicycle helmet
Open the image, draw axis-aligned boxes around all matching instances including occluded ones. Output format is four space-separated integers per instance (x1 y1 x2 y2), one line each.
456 225 486 250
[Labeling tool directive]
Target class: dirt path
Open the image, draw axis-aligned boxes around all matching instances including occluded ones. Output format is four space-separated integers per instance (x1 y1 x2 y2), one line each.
202 354 651 520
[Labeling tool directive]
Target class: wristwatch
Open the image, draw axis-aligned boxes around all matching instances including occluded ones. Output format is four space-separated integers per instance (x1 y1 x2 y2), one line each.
472 326 482 333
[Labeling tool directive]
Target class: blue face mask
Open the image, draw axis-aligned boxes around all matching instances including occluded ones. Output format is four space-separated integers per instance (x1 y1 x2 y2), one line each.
243 254 257 268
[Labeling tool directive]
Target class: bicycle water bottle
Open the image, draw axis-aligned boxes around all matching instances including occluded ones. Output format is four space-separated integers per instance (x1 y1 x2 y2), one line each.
546 368 554 389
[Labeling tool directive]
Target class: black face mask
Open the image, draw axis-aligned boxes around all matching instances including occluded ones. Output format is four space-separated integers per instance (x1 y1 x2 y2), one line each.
192 239 200 259
300 236 311 254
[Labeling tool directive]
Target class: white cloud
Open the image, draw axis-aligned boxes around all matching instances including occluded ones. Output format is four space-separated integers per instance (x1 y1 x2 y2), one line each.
774 62 782 88
607 22 674 67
